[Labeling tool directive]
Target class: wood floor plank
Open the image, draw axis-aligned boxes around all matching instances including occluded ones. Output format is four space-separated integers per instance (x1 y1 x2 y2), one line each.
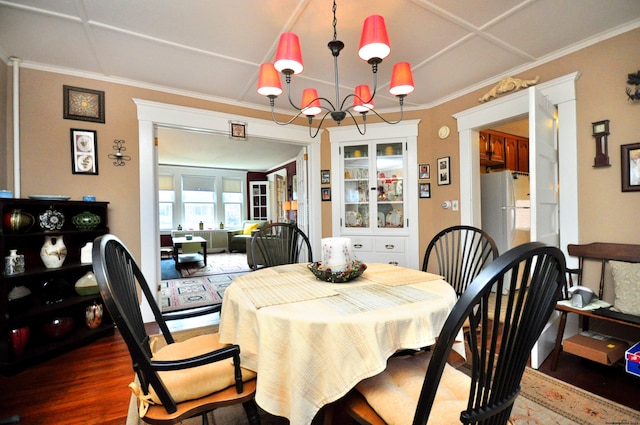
1 315 637 424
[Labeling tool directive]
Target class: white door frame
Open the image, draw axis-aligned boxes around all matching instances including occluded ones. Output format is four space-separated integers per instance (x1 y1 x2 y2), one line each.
453 72 580 263
134 99 321 322
454 72 581 368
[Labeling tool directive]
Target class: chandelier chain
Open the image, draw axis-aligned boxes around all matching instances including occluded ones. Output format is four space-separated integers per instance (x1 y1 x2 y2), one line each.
332 0 338 42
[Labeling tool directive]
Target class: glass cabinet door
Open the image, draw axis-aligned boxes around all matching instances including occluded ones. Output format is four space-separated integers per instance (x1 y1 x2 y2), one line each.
343 144 370 228
375 142 404 228
341 141 405 231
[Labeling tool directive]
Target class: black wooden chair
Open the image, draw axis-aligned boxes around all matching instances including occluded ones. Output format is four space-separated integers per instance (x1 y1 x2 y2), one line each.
249 222 313 271
339 242 566 425
92 234 260 425
422 225 499 298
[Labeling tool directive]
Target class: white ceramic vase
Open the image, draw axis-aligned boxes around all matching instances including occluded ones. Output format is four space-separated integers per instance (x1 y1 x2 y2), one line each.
40 236 67 269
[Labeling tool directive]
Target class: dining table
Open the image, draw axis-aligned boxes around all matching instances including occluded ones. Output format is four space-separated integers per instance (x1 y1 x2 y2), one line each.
218 262 458 425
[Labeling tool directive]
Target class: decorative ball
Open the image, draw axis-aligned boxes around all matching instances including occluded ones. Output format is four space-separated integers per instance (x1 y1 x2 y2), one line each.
72 211 101 231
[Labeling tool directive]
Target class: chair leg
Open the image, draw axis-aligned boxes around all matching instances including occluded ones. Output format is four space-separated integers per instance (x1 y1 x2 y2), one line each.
243 400 261 425
550 311 568 371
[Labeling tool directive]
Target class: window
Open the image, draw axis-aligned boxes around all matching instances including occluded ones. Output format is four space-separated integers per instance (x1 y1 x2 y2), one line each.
182 175 215 229
222 177 243 228
158 174 175 230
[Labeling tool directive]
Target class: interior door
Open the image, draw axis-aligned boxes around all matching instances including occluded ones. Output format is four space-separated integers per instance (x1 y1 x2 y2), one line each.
529 87 559 247
295 147 309 236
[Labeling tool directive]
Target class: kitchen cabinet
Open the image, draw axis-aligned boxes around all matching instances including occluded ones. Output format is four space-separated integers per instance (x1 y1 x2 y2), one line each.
479 131 505 167
480 130 528 172
328 121 420 269
0 198 113 374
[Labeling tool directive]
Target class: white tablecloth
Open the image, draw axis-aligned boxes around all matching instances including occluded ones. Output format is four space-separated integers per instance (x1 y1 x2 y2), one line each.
218 263 457 425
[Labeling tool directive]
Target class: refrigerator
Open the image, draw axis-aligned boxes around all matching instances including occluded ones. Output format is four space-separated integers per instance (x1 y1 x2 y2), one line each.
480 170 530 256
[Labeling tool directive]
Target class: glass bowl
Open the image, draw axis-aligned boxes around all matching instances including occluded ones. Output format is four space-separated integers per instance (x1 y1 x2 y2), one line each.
308 261 367 283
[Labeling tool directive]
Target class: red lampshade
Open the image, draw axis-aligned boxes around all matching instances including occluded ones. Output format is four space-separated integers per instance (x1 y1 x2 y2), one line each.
301 88 321 116
274 32 304 75
389 62 414 96
257 63 283 97
353 85 374 112
358 15 390 62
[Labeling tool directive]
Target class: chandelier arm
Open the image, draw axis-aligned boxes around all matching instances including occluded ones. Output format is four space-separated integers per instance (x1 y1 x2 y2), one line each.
344 110 367 136
368 65 379 101
364 95 406 125
307 111 334 138
284 74 304 112
269 101 308 126
339 93 357 112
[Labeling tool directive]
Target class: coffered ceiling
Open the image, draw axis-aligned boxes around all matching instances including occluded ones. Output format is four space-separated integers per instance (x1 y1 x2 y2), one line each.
1 0 639 170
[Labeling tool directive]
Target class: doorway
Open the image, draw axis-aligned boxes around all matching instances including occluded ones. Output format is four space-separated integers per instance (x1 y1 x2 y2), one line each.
134 99 322 322
454 72 580 260
454 72 580 368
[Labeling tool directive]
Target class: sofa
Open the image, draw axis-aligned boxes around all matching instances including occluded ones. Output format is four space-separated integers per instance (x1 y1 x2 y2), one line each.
227 220 268 253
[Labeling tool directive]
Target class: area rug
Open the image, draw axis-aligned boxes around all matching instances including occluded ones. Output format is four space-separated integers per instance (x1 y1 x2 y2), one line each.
160 273 247 312
180 252 251 277
512 367 640 424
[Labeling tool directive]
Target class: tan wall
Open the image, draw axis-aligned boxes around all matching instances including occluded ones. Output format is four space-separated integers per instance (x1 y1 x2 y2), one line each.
415 28 640 248
9 70 277 259
3 28 640 264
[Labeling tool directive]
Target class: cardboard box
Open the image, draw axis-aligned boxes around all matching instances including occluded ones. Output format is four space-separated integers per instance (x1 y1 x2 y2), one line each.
563 332 629 365
625 341 640 377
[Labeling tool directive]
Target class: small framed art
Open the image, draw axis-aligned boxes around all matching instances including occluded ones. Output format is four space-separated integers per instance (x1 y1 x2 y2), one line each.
419 164 430 179
321 187 331 201
419 183 431 198
230 121 247 139
63 85 105 123
71 129 98 175
437 156 450 186
321 170 331 184
621 142 640 192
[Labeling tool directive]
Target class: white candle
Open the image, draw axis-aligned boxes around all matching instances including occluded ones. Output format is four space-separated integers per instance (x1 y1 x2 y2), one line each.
321 237 354 271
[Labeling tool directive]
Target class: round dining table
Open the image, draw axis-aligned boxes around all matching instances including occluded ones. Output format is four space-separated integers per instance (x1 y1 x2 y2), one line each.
218 262 457 425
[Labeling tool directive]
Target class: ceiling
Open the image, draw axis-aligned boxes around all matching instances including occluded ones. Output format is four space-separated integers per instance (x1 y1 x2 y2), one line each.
2 0 640 170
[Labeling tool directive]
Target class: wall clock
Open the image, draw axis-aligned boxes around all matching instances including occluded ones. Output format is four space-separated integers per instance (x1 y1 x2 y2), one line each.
438 125 450 139
592 119 610 168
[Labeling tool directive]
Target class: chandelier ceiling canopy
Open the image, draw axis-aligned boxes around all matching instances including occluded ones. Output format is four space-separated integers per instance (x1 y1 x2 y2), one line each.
257 0 414 138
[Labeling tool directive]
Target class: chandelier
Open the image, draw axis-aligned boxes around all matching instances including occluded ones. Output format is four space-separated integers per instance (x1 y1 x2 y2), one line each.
256 0 414 138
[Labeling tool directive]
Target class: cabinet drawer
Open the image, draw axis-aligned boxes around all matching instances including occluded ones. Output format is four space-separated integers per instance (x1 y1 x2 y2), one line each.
350 238 372 252
374 237 406 253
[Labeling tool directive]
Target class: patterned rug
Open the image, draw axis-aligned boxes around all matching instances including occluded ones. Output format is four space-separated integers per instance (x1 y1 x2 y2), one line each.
160 273 247 312
180 252 251 277
512 367 640 424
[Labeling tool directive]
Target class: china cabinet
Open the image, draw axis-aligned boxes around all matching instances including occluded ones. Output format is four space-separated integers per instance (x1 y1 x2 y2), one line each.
0 198 113 374
329 121 420 269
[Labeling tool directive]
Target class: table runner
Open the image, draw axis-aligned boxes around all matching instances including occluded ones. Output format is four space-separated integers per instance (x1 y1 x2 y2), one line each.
235 271 338 308
361 267 443 286
236 263 444 308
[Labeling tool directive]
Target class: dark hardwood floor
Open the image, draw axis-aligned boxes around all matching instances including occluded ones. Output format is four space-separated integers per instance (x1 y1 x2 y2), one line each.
1 314 638 424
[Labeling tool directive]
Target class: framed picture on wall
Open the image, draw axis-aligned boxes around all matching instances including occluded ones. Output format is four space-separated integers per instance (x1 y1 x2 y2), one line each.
321 187 331 201
437 156 450 186
419 164 430 179
621 142 640 192
63 85 105 123
70 129 98 175
419 183 431 198
321 170 331 184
